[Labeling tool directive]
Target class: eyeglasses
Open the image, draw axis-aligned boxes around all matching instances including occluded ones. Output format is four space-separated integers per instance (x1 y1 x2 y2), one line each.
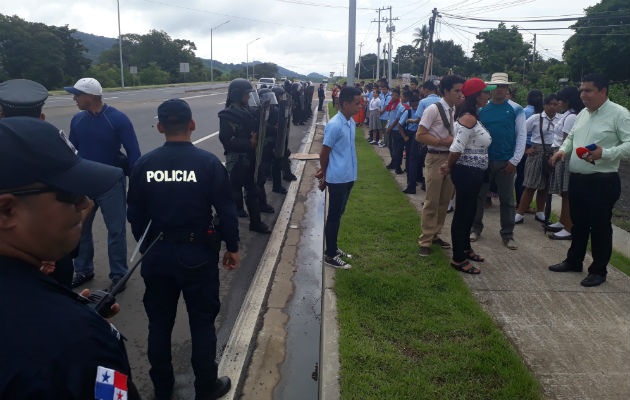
0 187 86 205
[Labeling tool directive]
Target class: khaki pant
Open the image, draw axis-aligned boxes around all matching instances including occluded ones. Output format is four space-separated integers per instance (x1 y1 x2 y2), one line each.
418 153 454 248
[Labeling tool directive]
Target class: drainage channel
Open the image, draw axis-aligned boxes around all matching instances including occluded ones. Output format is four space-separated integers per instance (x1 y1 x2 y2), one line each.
274 184 325 400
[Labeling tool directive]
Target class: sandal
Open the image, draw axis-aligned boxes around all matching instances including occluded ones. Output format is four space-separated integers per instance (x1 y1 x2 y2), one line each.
464 250 485 262
451 260 481 275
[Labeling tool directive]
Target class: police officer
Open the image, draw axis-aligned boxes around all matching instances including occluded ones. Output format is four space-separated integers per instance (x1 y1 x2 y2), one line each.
219 78 271 233
256 87 287 200
0 78 83 288
0 117 139 399
127 99 238 400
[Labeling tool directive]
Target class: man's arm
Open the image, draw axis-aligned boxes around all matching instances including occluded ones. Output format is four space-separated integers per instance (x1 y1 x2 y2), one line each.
117 113 141 167
315 145 331 191
126 165 148 241
509 107 527 167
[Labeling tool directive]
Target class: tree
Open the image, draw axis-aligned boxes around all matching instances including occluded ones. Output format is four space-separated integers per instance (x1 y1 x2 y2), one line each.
251 62 278 79
563 0 630 82
432 40 468 76
0 14 90 88
472 23 531 75
412 25 429 55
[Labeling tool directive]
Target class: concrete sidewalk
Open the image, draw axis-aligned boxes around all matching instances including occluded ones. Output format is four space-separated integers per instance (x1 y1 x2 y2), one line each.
225 103 630 399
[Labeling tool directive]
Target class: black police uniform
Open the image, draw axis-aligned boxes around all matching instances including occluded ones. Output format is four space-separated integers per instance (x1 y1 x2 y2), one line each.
0 79 75 288
127 141 239 399
218 103 269 232
0 256 139 399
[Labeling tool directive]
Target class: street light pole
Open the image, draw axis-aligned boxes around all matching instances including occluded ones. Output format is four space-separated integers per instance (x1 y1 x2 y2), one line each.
117 0 125 88
210 20 230 82
246 37 260 81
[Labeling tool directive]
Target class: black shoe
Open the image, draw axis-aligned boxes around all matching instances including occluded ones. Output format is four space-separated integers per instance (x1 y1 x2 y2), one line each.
395 168 404 175
250 222 271 234
386 164 395 170
71 272 94 288
237 209 249 218
544 224 563 233
260 204 275 213
108 276 126 293
432 238 451 249
196 376 231 400
283 172 297 182
272 186 288 194
421 183 426 191
580 273 606 287
402 188 416 194
548 261 583 272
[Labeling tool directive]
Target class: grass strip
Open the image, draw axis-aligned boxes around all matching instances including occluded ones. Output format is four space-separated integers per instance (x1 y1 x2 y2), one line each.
330 104 542 400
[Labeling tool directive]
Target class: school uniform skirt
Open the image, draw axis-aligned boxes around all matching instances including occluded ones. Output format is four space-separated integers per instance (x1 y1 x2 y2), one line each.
549 149 571 194
522 143 552 190
368 109 381 130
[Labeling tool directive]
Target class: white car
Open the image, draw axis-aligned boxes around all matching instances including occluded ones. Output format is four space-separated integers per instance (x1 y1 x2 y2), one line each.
256 77 276 89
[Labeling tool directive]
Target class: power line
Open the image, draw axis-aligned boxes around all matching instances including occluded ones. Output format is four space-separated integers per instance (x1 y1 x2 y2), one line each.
441 12 630 23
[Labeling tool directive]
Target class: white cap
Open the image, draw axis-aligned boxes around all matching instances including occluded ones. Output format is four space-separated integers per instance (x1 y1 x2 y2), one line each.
64 78 103 96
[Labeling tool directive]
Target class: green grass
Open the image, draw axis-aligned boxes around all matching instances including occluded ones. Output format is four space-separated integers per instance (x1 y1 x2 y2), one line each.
332 107 542 399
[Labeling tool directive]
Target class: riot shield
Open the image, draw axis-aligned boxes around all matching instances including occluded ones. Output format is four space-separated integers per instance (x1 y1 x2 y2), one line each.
254 99 271 180
275 95 292 158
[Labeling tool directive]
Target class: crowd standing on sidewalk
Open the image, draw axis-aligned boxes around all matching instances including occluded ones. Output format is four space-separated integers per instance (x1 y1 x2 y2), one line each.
325 71 629 285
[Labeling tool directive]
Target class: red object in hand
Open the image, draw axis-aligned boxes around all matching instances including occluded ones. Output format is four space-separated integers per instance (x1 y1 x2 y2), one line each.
576 143 597 164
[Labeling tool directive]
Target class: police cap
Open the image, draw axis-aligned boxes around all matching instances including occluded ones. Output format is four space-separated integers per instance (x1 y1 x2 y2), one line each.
158 99 192 125
0 79 49 112
0 117 121 198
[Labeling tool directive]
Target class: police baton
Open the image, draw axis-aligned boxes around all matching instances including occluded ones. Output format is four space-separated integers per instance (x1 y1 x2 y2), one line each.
85 224 162 318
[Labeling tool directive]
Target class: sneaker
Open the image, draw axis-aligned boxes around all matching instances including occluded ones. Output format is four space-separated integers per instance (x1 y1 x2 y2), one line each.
336 248 352 259
503 238 518 250
260 204 275 213
272 186 288 194
283 172 298 182
324 255 351 269
197 376 231 400
469 232 479 242
378 142 386 148
514 213 524 224
432 238 451 249
71 272 95 289
369 140 377 145
250 222 271 234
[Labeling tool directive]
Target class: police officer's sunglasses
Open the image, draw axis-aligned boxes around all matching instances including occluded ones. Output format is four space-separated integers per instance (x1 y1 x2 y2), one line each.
0 187 85 205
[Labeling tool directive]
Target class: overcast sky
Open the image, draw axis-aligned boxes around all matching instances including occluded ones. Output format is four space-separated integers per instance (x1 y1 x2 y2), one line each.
1 0 600 77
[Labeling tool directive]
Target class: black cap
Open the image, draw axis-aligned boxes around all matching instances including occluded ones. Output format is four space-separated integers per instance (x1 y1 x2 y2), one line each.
0 79 49 111
157 99 192 125
0 117 122 197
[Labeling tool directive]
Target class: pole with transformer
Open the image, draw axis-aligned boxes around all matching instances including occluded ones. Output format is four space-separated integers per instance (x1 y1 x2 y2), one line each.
423 8 438 83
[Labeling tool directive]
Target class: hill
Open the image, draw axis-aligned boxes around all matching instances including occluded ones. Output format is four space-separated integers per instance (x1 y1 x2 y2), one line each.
72 31 324 80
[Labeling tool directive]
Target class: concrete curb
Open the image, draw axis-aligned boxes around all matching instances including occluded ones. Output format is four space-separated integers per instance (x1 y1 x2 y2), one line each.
217 109 320 399
318 106 341 400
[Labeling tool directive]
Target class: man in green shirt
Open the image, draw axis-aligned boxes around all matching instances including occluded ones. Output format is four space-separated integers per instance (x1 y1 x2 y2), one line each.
548 73 630 287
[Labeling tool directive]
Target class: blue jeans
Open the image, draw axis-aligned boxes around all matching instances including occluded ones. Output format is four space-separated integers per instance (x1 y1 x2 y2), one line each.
325 182 354 258
74 174 128 280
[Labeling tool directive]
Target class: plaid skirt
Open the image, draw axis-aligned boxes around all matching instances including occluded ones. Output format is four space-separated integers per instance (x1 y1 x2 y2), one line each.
368 109 381 130
549 150 571 194
523 143 552 190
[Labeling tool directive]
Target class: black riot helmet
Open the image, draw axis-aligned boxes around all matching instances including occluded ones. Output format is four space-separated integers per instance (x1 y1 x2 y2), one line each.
257 88 278 105
227 78 254 106
271 86 286 102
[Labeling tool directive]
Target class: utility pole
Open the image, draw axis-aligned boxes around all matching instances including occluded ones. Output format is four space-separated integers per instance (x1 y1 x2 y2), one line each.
357 42 364 80
210 20 230 82
531 33 537 71
347 0 356 86
373 7 387 81
423 8 438 83
116 0 125 88
385 6 399 83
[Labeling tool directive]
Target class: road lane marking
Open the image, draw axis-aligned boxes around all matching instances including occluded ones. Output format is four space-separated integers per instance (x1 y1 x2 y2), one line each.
192 130 219 144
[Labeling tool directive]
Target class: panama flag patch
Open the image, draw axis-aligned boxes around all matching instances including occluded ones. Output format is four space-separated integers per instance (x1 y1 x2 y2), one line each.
94 366 128 400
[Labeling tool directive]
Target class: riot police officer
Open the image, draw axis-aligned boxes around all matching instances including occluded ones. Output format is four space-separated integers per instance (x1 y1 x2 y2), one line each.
219 78 271 233
0 117 139 399
256 87 287 199
127 99 238 400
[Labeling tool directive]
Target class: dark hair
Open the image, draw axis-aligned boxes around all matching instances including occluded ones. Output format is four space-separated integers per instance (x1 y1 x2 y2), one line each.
339 87 362 106
439 75 466 94
455 91 483 120
1 105 43 118
402 91 413 100
527 90 544 114
421 80 437 92
543 93 558 105
391 87 400 95
410 78 419 85
582 73 608 93
557 86 584 113
408 94 420 103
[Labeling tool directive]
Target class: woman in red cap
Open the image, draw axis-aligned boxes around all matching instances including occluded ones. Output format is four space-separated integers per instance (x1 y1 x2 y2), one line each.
440 78 493 274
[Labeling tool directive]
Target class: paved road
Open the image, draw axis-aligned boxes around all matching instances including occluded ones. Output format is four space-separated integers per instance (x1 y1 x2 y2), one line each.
41 84 314 398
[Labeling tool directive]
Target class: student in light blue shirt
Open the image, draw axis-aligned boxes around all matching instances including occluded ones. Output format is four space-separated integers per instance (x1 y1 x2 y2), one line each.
316 86 363 269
